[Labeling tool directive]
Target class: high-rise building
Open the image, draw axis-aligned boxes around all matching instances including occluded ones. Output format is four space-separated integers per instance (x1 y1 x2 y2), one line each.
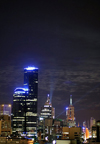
24 67 38 135
66 95 76 127
40 94 55 119
0 104 11 116
12 67 38 136
12 87 28 134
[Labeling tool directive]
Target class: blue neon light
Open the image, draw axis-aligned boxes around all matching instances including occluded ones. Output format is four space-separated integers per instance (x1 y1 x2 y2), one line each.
24 66 38 70
14 87 28 93
66 107 68 110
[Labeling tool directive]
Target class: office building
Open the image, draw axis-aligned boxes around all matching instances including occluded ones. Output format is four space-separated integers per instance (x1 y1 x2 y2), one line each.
24 67 38 135
0 115 11 136
0 104 11 116
12 66 38 136
40 94 55 119
66 95 76 127
12 87 28 134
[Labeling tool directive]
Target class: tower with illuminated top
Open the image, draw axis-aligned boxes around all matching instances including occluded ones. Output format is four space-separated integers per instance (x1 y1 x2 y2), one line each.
12 87 28 134
66 95 76 127
40 94 55 119
24 67 38 135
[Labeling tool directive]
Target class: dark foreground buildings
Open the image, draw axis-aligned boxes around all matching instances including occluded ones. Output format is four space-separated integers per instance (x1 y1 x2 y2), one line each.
12 67 38 136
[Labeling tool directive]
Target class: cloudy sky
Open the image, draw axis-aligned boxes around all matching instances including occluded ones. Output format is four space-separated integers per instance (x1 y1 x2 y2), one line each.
0 0 100 125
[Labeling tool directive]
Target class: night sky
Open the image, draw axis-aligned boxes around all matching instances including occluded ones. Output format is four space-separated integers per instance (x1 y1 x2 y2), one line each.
0 0 100 125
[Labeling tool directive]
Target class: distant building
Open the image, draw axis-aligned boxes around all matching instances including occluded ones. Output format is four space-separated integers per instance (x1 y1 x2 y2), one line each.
0 115 11 136
66 95 76 127
40 94 55 119
90 117 96 131
83 121 86 128
0 104 11 116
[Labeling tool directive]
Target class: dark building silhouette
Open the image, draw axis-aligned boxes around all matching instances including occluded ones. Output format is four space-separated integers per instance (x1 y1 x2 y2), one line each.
96 120 100 142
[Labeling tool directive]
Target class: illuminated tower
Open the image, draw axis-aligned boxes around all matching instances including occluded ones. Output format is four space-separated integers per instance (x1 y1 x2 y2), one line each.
24 67 38 135
40 94 55 119
66 95 76 127
12 87 28 134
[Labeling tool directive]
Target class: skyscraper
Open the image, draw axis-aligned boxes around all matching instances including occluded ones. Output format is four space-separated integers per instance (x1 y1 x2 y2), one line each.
24 67 38 135
66 95 76 127
12 87 28 134
40 94 55 119
12 66 38 136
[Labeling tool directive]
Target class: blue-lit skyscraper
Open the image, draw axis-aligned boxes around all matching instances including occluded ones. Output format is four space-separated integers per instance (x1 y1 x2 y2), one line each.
24 67 38 135
12 67 38 136
12 88 28 134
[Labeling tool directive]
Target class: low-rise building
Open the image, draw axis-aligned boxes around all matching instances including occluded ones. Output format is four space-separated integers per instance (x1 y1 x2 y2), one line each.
62 127 81 143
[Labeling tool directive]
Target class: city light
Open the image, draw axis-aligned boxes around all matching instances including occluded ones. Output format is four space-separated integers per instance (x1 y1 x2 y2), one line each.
24 66 38 70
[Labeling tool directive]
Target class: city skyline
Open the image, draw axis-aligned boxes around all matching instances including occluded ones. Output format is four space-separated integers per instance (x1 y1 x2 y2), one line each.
0 1 100 125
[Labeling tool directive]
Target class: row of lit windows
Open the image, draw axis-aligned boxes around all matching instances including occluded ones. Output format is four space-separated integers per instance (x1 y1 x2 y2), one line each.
41 113 51 115
13 124 22 126
13 95 25 97
13 117 24 118
26 112 37 116
26 127 36 130
13 99 25 101
26 122 36 124
44 105 51 107
42 109 51 112
26 98 37 101
13 119 25 121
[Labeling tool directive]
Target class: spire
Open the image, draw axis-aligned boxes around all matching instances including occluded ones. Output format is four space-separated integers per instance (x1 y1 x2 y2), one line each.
47 94 50 103
70 95 72 105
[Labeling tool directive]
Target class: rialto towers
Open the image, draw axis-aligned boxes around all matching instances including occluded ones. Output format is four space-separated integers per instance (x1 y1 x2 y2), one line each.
12 67 38 136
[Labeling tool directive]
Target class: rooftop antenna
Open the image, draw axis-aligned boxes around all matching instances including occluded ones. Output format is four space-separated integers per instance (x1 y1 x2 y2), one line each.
70 95 72 105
